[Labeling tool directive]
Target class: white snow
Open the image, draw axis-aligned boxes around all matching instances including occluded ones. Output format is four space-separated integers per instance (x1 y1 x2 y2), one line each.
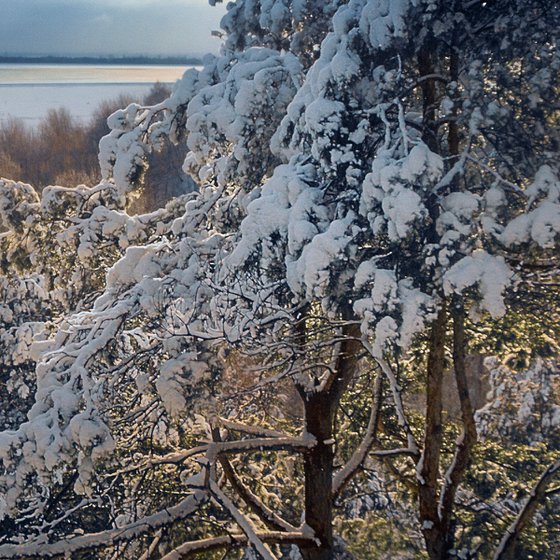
443 251 514 318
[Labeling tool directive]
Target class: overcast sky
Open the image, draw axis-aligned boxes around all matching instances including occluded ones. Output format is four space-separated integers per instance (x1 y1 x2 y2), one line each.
0 0 227 57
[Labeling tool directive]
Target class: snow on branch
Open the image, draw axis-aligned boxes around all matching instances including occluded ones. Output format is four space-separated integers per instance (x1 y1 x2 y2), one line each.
0 490 208 559
114 435 317 478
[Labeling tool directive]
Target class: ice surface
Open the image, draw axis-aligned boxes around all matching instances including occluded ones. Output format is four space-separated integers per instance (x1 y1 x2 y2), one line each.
0 84 155 127
0 65 192 127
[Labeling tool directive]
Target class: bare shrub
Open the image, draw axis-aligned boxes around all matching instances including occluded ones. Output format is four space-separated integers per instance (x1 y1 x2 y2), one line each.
0 83 194 208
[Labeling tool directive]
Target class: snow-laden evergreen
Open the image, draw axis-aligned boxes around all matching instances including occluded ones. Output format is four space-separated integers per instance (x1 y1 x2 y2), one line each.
0 1 558 559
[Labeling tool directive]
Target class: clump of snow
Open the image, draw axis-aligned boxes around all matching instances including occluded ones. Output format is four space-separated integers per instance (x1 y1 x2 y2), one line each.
499 165 560 248
156 353 209 418
106 245 162 288
443 251 514 318
354 267 435 353
359 0 411 49
290 215 353 300
360 144 442 241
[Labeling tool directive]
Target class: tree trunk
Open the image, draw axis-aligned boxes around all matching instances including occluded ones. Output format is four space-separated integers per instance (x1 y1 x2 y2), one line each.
299 321 362 560
418 305 448 560
300 392 336 560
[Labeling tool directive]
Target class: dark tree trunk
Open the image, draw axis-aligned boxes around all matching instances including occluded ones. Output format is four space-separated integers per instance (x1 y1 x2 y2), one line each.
418 306 448 560
298 321 362 560
301 392 336 560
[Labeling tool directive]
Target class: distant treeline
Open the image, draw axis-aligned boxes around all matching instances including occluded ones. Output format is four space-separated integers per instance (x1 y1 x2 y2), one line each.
0 55 203 66
0 83 194 212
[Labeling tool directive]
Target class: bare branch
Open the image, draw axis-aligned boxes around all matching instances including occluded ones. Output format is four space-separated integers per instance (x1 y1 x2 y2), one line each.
160 531 316 560
209 480 279 560
333 372 383 496
139 529 163 560
0 491 208 559
493 459 560 560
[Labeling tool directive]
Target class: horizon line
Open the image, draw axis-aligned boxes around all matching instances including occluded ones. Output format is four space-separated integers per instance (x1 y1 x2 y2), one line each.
0 54 207 63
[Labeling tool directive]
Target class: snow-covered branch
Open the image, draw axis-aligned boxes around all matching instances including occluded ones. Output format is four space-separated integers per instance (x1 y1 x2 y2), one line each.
0 490 208 558
362 339 419 456
209 480 279 560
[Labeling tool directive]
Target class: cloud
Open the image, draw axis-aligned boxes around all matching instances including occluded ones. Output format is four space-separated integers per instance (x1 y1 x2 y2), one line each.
0 0 226 56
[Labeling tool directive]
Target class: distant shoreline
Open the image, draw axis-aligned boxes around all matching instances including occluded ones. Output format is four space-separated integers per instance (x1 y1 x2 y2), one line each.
0 82 173 88
0 55 203 66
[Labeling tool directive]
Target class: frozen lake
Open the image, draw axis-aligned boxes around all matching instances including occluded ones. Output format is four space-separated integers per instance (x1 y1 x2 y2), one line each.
0 64 192 126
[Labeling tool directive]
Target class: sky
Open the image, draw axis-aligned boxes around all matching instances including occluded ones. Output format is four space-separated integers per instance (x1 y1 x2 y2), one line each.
0 0 227 57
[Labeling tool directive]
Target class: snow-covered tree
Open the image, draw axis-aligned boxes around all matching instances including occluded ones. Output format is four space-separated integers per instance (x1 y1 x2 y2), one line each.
0 1 558 559
230 0 560 556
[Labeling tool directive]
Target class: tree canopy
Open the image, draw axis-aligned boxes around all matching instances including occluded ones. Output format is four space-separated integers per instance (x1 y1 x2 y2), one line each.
0 1 559 559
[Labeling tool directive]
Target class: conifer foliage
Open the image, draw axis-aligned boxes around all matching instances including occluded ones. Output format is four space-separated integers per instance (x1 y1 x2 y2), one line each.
0 1 558 559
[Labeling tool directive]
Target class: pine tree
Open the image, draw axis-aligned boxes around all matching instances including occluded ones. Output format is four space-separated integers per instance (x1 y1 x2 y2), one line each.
0 1 558 559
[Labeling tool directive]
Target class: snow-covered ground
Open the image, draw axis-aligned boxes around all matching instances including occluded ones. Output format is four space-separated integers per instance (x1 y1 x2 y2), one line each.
0 64 192 127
